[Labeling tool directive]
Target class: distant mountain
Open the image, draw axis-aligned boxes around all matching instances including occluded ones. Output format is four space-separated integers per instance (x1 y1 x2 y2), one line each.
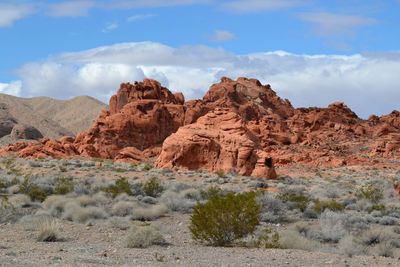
0 93 106 145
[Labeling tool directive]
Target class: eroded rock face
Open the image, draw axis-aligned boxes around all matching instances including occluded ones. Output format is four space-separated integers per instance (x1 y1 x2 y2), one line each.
1 77 400 176
156 109 266 176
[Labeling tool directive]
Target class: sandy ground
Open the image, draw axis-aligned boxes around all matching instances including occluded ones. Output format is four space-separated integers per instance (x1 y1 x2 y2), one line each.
1 213 399 267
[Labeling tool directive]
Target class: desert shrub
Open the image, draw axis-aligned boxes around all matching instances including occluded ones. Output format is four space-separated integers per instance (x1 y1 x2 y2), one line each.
18 177 48 202
258 194 288 223
54 177 74 195
8 194 31 208
62 202 108 223
338 235 363 257
131 204 168 221
125 224 166 248
374 241 395 257
378 216 398 226
109 216 131 230
190 191 260 246
200 186 223 200
142 163 153 171
143 177 163 197
215 169 225 178
42 195 72 216
313 199 344 213
160 191 195 213
357 184 383 204
36 217 60 242
279 228 320 251
103 177 132 198
318 210 347 243
141 196 158 204
253 227 280 248
111 201 136 217
368 204 386 213
277 192 311 212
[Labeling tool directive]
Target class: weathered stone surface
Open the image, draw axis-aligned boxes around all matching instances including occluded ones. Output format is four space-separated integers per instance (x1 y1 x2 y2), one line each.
1 77 399 175
156 108 274 177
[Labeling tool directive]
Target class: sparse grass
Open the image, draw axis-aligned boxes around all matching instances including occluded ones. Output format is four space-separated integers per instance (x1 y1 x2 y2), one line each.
125 224 166 248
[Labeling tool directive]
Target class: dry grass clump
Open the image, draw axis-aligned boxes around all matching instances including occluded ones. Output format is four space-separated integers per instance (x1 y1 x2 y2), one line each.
279 228 320 251
131 204 168 221
62 202 108 223
111 201 137 217
35 217 60 242
160 190 195 213
8 194 31 208
125 224 166 248
318 210 347 243
109 216 131 230
42 195 74 216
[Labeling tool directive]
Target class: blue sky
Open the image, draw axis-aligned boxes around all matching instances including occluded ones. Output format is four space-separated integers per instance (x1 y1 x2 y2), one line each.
0 0 399 117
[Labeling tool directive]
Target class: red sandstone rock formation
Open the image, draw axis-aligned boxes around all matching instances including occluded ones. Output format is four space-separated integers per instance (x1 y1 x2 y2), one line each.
155 108 275 177
0 77 399 177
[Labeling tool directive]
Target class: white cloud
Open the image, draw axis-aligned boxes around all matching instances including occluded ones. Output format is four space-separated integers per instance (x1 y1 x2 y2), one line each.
210 30 235 42
0 3 35 27
46 0 94 17
127 14 156 21
299 12 377 36
102 22 119 33
223 0 305 13
4 42 400 118
0 81 22 95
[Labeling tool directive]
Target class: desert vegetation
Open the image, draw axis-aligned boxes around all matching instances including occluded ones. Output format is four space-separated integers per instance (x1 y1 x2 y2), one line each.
0 156 400 265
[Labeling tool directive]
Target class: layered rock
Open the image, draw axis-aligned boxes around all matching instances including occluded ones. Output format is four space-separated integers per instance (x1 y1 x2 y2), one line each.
156 108 275 177
0 77 399 176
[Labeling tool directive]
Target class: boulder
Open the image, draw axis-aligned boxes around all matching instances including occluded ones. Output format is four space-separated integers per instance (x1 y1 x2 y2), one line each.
10 124 43 140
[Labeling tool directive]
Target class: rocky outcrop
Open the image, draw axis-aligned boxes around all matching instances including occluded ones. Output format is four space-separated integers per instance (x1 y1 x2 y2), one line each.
0 77 399 176
156 109 275 177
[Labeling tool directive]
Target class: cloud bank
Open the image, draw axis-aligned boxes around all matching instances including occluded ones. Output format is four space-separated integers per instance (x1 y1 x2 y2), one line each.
2 42 399 118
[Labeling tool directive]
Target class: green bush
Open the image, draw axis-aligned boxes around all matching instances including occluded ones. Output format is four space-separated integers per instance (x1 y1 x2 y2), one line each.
18 177 48 202
143 177 163 197
190 191 260 246
357 184 383 204
103 177 132 198
277 192 311 212
200 186 223 200
313 199 344 213
54 177 74 195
